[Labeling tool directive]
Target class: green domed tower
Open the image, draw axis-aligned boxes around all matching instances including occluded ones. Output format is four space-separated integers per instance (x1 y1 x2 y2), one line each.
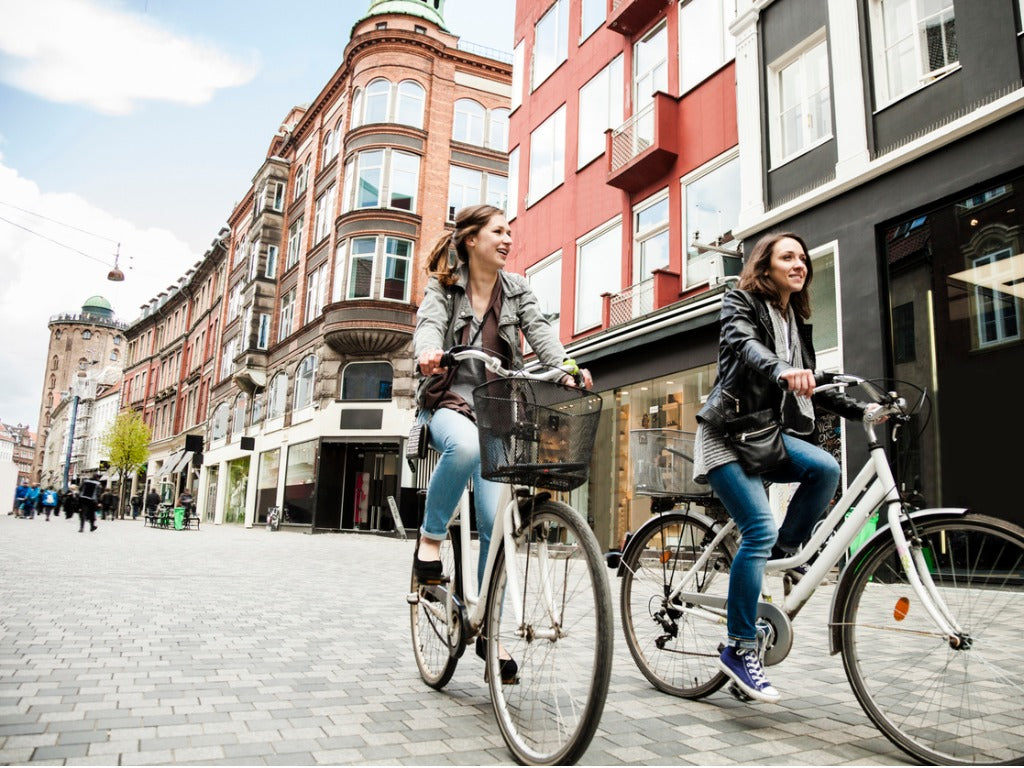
360 0 448 30
81 295 114 319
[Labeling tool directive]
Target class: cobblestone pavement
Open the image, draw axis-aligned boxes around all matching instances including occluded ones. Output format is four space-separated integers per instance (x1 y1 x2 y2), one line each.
0 513 915 766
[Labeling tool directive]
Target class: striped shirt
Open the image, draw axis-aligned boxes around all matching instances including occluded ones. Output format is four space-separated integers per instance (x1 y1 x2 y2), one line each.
692 419 737 484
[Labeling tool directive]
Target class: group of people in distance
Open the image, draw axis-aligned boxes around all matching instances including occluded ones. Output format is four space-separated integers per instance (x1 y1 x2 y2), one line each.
10 482 185 533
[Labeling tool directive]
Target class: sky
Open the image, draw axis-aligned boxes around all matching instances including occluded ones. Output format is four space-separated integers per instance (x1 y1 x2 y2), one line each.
0 0 517 429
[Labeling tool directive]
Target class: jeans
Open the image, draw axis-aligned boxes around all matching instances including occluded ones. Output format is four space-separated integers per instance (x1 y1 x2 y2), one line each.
419 408 503 587
707 433 840 649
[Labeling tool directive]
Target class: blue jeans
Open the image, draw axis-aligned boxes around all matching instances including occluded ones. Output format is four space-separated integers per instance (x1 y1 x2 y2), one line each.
419 408 503 587
707 434 840 650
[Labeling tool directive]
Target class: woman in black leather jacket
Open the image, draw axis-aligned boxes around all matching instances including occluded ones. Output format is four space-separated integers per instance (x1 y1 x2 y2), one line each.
694 231 875 703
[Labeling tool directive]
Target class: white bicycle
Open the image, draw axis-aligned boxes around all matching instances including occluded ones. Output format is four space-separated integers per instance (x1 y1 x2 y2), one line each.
614 374 1024 765
407 347 614 766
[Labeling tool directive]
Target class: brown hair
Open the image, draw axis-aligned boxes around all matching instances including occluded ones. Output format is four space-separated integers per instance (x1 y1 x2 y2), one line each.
738 231 814 320
426 204 505 286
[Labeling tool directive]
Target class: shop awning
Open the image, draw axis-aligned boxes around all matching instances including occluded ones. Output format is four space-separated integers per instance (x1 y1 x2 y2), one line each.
166 450 194 475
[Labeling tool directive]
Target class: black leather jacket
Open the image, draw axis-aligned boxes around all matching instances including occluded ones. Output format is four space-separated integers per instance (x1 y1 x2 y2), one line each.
697 289 865 431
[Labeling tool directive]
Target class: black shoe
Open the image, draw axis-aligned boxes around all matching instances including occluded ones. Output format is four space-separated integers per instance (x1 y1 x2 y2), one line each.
413 542 445 585
476 636 519 684
90 525 97 531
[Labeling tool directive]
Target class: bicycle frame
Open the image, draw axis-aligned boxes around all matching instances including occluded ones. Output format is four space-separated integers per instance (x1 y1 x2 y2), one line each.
667 418 967 645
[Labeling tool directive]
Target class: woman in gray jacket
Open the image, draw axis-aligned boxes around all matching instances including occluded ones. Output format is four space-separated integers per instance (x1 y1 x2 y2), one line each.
412 205 590 680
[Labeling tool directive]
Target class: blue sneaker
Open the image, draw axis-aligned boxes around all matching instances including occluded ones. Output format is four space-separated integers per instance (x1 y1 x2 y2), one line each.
718 646 780 703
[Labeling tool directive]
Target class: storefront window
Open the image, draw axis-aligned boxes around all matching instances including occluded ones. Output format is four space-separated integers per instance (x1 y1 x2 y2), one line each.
224 456 249 525
256 449 280 524
284 440 317 525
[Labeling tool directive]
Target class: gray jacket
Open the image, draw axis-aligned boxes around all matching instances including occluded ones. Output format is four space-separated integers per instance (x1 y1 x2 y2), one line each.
413 265 567 409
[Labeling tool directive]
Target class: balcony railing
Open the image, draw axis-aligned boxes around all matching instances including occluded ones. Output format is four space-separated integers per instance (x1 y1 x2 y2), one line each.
607 279 654 327
607 94 678 191
610 104 653 173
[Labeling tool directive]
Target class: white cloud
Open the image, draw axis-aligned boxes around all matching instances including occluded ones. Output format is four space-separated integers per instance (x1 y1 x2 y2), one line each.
0 159 196 427
0 0 258 114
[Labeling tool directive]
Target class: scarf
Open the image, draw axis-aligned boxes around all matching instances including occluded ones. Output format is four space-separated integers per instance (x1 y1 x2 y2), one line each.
768 302 816 436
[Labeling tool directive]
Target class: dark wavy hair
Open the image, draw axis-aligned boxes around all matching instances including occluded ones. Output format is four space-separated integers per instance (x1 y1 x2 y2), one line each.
738 231 814 320
425 204 506 287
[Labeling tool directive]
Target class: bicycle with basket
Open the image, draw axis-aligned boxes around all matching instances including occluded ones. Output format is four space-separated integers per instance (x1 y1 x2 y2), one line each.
610 373 1024 766
407 347 614 766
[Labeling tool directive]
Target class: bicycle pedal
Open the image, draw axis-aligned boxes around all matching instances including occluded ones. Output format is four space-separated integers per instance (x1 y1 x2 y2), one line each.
727 682 754 703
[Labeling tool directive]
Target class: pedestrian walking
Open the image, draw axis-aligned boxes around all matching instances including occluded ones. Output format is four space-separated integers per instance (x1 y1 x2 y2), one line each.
99 488 116 521
13 483 27 516
40 486 58 521
64 485 98 532
145 488 160 520
21 484 40 519
130 492 141 520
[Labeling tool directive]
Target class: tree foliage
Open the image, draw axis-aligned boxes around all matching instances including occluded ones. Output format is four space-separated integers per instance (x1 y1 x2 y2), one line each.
101 411 151 512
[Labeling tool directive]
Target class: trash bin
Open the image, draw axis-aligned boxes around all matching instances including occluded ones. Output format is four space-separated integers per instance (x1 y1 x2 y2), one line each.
173 507 185 530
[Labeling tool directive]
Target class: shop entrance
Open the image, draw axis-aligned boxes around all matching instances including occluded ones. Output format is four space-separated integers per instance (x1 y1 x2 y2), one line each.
315 443 399 531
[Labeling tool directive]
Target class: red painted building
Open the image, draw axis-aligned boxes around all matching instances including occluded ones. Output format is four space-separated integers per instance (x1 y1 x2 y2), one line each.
508 0 740 546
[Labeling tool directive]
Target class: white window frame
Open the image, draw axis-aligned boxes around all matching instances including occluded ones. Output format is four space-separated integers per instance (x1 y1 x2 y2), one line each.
633 189 670 284
577 54 623 169
257 313 270 350
267 372 287 420
286 218 304 270
278 289 295 343
346 149 420 213
293 158 309 201
227 281 243 321
313 184 337 244
972 248 1021 348
680 149 741 288
679 0 737 94
525 251 563 354
395 80 426 128
448 166 508 221
232 393 248 437
868 0 959 108
487 108 510 151
507 146 520 221
381 237 413 303
304 263 327 324
528 104 566 206
248 240 260 282
346 237 377 301
342 235 414 302
574 217 623 333
532 0 569 90
511 40 525 111
211 403 229 441
265 245 279 279
321 129 334 168
580 0 605 43
453 99 486 145
767 31 832 167
293 354 316 410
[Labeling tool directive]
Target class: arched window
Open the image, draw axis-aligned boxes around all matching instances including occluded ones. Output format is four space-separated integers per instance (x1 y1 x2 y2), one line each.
113 335 122 345
51 355 59 371
267 372 288 419
395 80 425 128
341 362 393 400
294 354 316 409
54 329 62 339
364 78 391 124
211 403 229 441
231 392 248 436
50 375 56 388
251 393 264 425
453 99 485 145
82 330 92 340
488 108 510 151
321 129 334 167
293 158 309 200
110 349 119 362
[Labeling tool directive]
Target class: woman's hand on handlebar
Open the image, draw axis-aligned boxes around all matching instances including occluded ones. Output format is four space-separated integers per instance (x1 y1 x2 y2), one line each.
779 368 816 398
418 349 447 377
560 367 594 389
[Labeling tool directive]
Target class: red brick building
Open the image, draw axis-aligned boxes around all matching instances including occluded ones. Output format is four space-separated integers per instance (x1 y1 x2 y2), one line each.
508 0 740 546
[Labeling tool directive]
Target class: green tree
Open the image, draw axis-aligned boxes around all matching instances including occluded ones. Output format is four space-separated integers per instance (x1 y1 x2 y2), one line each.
101 411 151 518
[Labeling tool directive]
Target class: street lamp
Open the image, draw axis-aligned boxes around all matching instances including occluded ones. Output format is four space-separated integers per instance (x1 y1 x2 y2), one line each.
107 243 125 282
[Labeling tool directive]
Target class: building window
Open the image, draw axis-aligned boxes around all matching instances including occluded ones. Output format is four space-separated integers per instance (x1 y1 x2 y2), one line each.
51 355 59 370
355 78 425 129
577 54 623 168
453 99 485 145
248 241 260 282
341 361 393 400
634 22 668 147
526 252 562 325
257 313 270 350
232 393 248 436
345 149 420 212
110 349 119 362
769 34 832 165
82 330 92 340
286 218 303 270
533 0 569 90
634 191 670 285
251 393 264 425
869 0 958 106
262 180 284 212
575 219 622 332
227 281 242 321
682 152 740 287
267 372 287 419
511 40 525 110
220 336 238 380
294 354 316 409
350 87 363 129
211 403 229 441
304 263 327 324
395 80 425 128
448 166 508 221
488 109 509 151
321 129 335 168
265 244 279 279
971 248 1020 347
580 0 605 42
679 0 736 94
313 185 337 244
293 158 309 200
507 147 520 221
278 289 295 342
528 104 566 205
113 335 121 345
364 78 391 123
342 236 413 302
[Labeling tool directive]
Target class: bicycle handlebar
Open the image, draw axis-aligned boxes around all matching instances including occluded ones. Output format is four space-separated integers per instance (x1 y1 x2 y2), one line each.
438 346 583 385
777 371 910 423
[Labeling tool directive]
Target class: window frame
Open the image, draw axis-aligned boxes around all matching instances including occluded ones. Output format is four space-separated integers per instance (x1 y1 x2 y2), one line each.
448 166 508 222
577 54 623 169
580 0 605 43
346 148 421 213
286 218 304 271
340 361 394 401
293 354 317 410
267 372 287 420
574 217 623 333
532 0 569 91
278 289 296 343
632 189 671 284
342 235 414 303
528 104 566 206
767 31 833 167
679 0 737 95
304 262 328 325
680 149 741 288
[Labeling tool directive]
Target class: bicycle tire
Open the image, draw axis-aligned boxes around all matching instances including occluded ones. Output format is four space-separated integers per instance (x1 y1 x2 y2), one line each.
620 510 734 698
839 513 1024 765
485 500 613 765
409 530 461 690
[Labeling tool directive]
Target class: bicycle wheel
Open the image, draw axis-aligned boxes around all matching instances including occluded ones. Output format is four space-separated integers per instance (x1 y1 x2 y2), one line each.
620 510 734 698
485 500 613 765
839 514 1024 765
409 530 461 690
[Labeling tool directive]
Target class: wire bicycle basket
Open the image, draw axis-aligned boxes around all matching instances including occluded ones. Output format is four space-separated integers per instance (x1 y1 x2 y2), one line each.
630 429 704 497
474 377 602 492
